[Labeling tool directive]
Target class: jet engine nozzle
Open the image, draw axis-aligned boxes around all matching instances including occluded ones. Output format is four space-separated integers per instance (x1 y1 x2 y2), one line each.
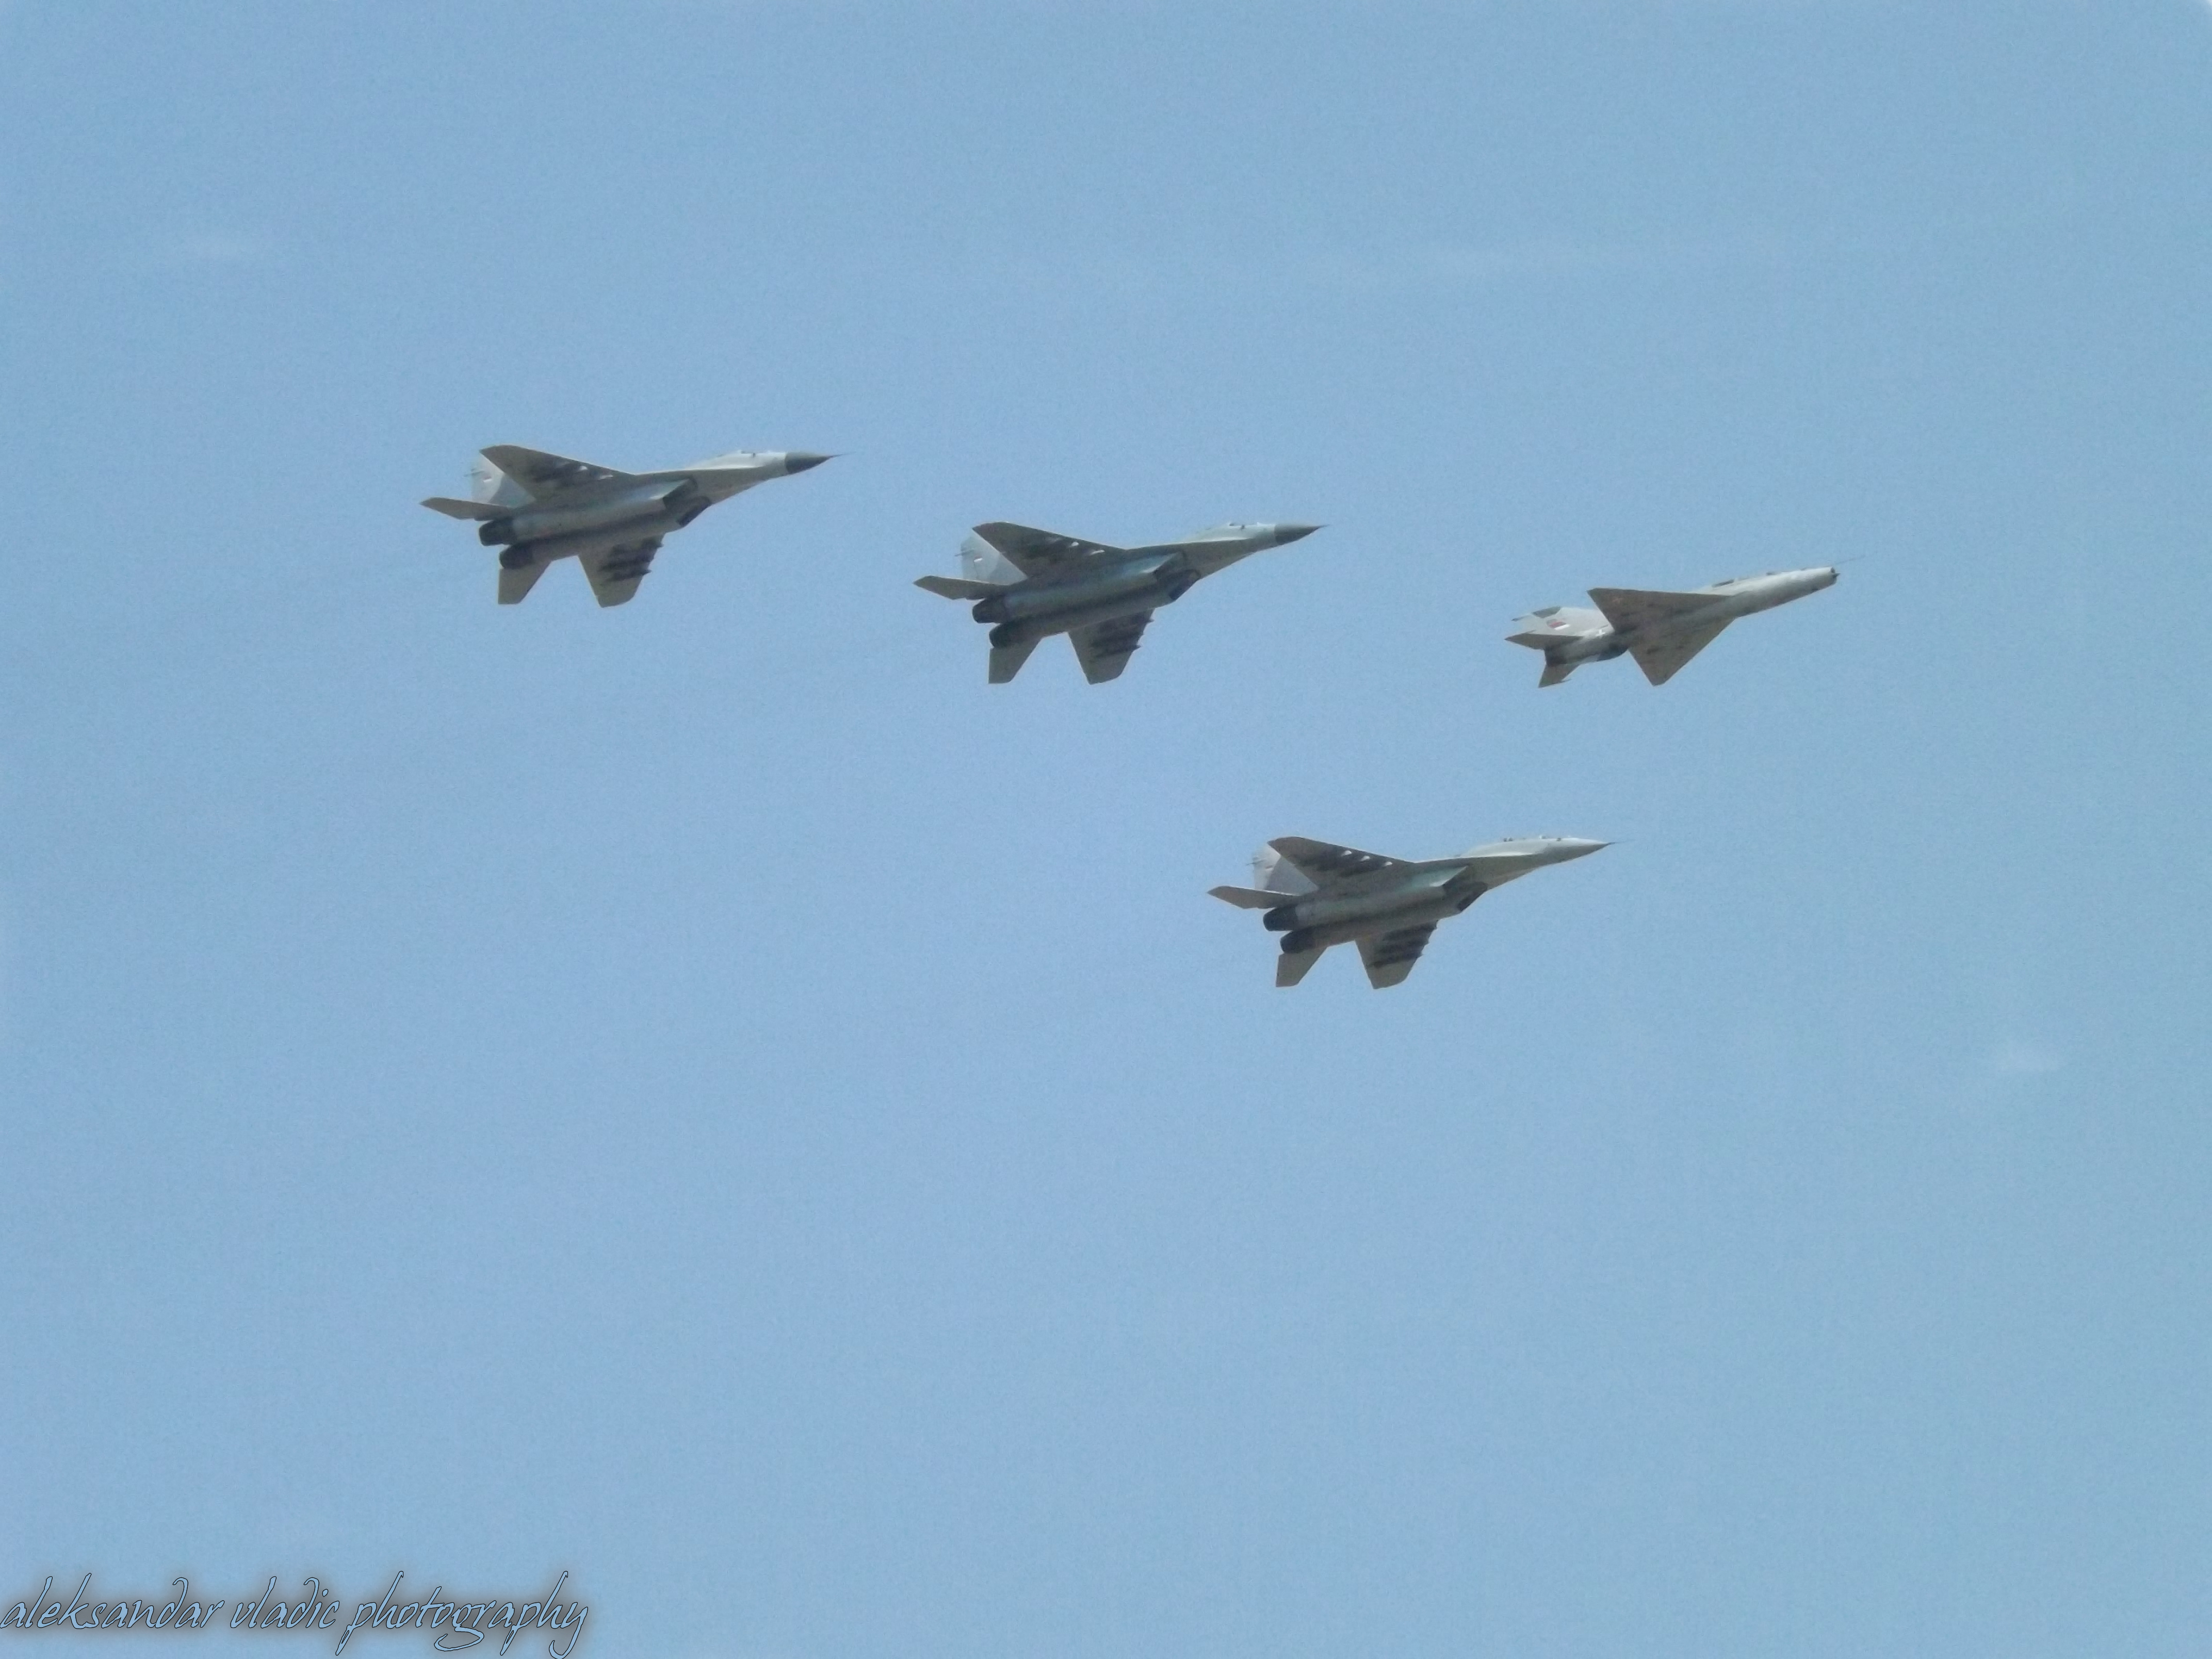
972 595 1010 625
1278 928 1317 954
1262 905 1299 932
478 518 518 547
497 546 535 571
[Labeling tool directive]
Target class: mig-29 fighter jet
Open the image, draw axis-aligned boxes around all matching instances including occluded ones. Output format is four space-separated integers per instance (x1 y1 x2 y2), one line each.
424 445 832 606
1507 566 1837 686
915 519 1320 683
1211 834 1607 988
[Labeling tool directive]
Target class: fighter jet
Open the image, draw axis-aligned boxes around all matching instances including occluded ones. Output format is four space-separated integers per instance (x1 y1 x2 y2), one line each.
1507 566 1837 686
1211 834 1607 988
423 445 832 606
915 520 1320 683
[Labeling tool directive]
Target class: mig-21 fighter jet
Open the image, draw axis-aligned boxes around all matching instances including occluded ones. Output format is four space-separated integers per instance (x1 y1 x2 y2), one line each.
915 519 1320 683
423 444 832 606
1507 566 1837 686
1211 834 1607 988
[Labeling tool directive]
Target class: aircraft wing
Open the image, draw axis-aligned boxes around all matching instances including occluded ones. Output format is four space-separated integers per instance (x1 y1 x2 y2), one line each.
1068 611 1151 684
578 537 661 608
914 575 1004 600
1267 837 1408 886
1586 587 1710 635
969 522 1120 579
1357 922 1437 989
1627 619 1730 685
480 445 635 500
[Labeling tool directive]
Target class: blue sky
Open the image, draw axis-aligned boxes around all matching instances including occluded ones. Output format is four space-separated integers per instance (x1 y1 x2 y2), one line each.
3 3 2210 1655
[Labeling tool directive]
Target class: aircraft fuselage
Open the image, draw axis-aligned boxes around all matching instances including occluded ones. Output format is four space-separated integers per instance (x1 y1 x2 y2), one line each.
1259 837 1605 954
973 551 1200 647
477 479 706 552
1550 566 1836 665
1263 867 1481 953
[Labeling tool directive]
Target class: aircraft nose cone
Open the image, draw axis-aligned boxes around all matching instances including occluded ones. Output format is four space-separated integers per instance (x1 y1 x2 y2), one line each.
1272 523 1322 545
783 452 834 474
1557 838 1609 860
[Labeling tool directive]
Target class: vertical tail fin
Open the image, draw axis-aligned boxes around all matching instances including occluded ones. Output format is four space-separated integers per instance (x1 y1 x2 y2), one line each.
1251 845 1318 896
961 532 1023 587
471 454 534 507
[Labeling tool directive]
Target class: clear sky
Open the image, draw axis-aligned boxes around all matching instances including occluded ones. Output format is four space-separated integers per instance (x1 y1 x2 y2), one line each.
4 3 2210 1655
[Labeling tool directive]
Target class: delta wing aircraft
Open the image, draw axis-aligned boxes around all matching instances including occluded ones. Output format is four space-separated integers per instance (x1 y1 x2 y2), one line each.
424 445 832 606
1211 835 1607 988
1507 566 1837 686
915 520 1319 683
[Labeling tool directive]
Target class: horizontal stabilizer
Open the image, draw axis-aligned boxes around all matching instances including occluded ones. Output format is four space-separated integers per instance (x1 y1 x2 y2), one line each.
1209 885 1289 910
914 575 1004 600
1276 944 1326 987
1508 605 1606 647
988 639 1038 684
423 496 507 521
1538 658 1576 688
497 560 546 605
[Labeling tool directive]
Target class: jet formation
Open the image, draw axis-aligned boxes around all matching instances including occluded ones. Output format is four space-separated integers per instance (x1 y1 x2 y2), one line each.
915 520 1320 682
422 439 1844 990
1211 835 1607 988
1508 566 1837 686
423 445 831 606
